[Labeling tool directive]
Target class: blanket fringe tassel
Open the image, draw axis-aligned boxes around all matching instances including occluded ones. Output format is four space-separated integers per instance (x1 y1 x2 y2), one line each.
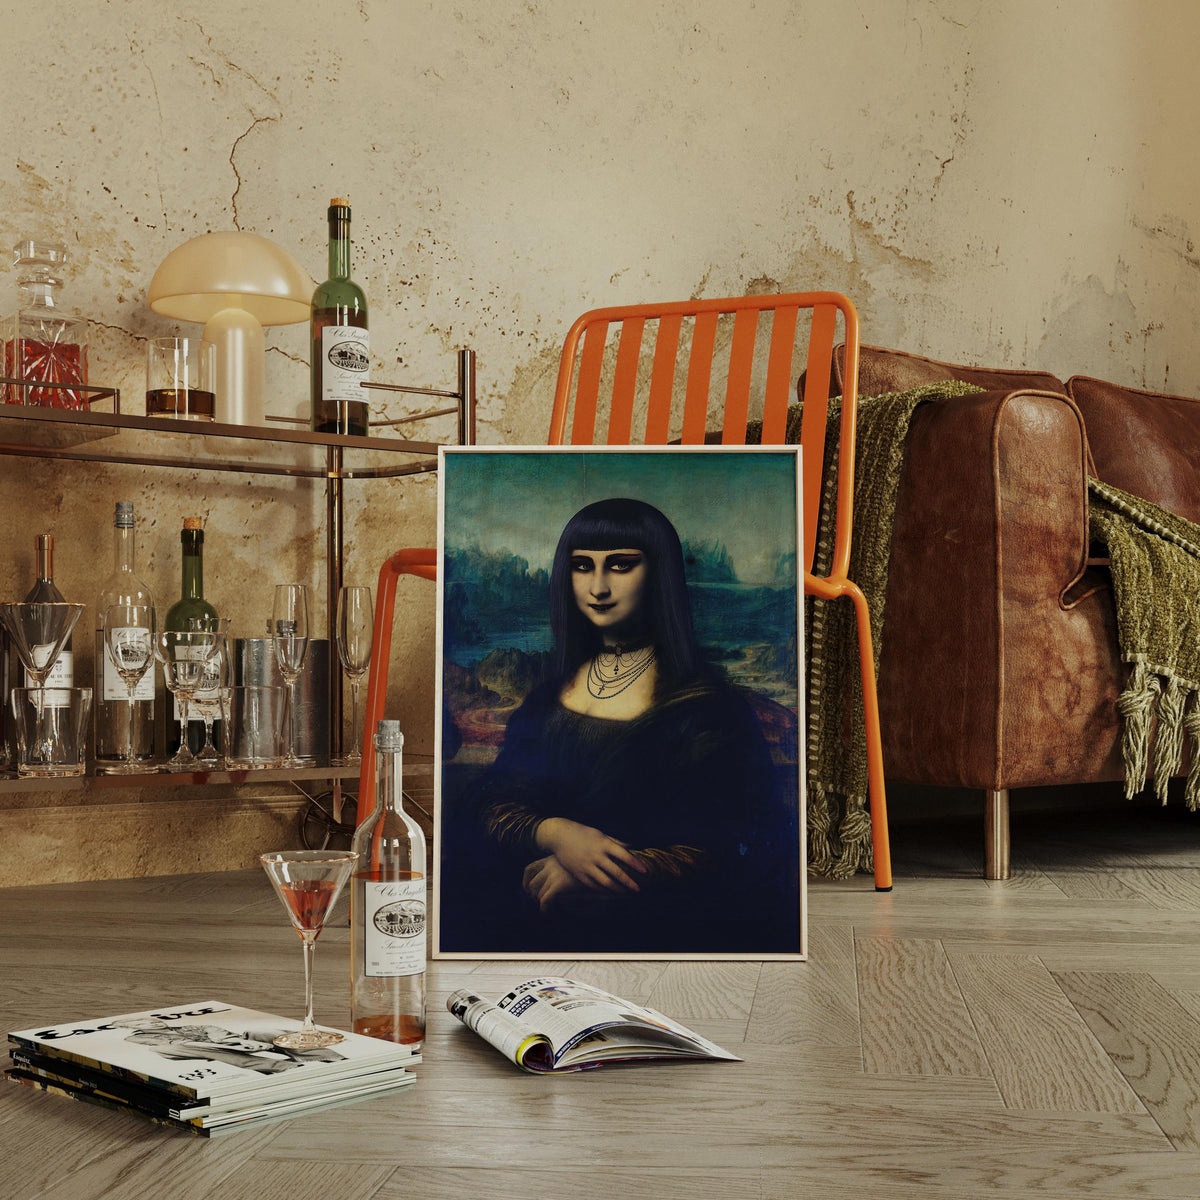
1153 675 1188 803
1185 696 1200 812
1118 663 1200 809
806 780 873 880
1117 661 1159 799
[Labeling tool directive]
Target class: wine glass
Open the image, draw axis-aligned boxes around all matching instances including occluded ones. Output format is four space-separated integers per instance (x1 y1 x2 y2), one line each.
259 849 356 1049
1 601 85 760
335 585 373 764
187 617 231 767
271 584 310 769
102 603 155 774
155 629 219 770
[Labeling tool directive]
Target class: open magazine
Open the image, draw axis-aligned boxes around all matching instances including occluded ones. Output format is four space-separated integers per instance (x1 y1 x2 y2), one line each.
446 977 741 1073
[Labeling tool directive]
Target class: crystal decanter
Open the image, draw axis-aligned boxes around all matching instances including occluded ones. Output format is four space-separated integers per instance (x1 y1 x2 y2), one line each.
4 239 89 409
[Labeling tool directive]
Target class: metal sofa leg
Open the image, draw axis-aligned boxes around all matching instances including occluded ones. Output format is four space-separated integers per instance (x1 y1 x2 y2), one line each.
985 788 1011 880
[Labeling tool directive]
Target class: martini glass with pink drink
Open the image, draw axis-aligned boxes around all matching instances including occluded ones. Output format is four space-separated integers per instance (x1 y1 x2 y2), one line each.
260 849 356 1049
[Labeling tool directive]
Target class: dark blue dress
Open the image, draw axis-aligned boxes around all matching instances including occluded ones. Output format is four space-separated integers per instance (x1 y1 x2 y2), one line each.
439 679 800 954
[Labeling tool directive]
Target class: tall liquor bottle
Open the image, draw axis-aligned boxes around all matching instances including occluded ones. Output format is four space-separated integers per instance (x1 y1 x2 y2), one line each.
164 517 218 754
310 198 370 437
94 503 156 768
351 722 426 1047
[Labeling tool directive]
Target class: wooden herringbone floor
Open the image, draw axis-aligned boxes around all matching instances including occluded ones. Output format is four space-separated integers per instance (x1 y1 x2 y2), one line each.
4 795 1200 1197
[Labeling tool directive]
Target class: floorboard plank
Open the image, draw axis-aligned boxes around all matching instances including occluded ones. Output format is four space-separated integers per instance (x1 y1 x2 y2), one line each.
950 953 1145 1112
1056 970 1200 1149
744 926 860 1048
855 936 991 1077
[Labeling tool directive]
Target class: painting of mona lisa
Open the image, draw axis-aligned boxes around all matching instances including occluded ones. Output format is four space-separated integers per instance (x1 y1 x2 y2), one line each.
434 447 804 960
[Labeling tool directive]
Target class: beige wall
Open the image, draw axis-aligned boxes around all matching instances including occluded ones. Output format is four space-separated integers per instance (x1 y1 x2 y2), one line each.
1 0 1196 875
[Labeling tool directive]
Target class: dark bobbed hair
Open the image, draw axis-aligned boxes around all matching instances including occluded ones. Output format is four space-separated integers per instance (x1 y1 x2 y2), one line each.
549 497 706 690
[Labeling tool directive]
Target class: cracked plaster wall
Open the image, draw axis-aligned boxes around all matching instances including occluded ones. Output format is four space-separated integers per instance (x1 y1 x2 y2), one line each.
1 0 1198 872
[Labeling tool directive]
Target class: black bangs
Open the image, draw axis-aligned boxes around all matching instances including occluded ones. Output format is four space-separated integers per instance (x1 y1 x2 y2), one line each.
561 498 659 551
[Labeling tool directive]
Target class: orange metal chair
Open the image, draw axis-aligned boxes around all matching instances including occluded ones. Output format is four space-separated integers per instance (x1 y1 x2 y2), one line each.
356 292 892 891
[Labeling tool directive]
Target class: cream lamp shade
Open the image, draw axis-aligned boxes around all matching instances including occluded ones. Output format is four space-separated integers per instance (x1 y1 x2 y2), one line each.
147 231 314 426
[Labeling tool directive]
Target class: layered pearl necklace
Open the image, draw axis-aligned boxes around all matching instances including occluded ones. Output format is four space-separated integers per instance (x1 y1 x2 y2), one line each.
586 643 656 699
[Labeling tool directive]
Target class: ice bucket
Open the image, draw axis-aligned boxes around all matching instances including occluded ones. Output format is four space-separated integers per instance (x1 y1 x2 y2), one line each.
233 637 330 761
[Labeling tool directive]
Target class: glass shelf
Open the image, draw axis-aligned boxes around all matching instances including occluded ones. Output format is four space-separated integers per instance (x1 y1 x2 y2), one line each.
0 762 357 794
0 755 433 794
0 394 446 480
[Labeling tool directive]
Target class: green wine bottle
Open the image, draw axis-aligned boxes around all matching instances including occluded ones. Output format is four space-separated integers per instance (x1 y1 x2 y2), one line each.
165 517 219 754
165 518 218 632
310 197 369 437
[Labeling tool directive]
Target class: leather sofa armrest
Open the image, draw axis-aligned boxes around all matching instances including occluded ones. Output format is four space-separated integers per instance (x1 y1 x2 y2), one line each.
877 388 1091 787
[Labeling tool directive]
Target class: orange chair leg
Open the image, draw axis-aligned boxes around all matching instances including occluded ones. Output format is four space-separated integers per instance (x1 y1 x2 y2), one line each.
847 581 892 891
355 549 437 827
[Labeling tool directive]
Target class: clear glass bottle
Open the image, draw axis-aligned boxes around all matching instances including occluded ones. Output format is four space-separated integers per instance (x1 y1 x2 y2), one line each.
351 722 426 1047
4 240 89 409
94 503 156 769
164 517 218 754
310 197 369 437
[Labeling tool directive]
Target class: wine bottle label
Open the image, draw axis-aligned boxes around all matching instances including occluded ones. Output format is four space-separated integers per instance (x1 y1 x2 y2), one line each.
173 691 223 720
101 633 155 701
27 647 72 707
321 326 370 404
363 879 426 977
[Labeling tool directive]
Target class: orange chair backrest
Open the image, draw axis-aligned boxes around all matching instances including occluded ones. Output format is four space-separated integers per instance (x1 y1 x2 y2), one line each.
548 292 860 581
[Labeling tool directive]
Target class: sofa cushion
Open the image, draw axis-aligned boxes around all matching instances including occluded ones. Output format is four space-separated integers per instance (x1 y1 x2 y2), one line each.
1068 376 1200 526
832 344 1066 399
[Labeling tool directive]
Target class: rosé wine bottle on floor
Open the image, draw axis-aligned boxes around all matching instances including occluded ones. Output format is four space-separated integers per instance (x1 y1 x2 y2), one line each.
351 721 426 1047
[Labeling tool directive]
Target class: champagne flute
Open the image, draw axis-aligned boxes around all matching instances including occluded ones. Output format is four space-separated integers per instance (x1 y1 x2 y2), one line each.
102 603 155 774
187 616 231 767
155 629 218 770
259 849 356 1049
335 585 373 764
272 584 309 769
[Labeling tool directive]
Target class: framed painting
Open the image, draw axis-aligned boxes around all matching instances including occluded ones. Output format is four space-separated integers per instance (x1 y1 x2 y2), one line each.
433 446 805 960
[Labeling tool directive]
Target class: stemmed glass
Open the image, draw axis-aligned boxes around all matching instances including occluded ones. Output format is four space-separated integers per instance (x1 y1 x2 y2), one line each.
102 603 155 774
155 629 219 770
272 584 309 769
259 849 356 1049
336 585 373 764
0 602 85 760
187 617 231 767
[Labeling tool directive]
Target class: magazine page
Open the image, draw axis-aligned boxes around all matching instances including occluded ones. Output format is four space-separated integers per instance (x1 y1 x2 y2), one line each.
447 977 740 1071
446 989 554 1071
8 1000 418 1100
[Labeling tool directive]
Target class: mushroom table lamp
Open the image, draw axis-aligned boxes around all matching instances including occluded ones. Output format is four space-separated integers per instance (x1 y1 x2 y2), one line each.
147 231 314 426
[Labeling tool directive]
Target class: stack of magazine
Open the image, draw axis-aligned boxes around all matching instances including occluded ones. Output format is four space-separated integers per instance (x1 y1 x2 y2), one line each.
5 999 419 1136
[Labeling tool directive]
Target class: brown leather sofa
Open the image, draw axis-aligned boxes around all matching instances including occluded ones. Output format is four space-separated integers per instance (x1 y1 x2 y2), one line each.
834 346 1198 878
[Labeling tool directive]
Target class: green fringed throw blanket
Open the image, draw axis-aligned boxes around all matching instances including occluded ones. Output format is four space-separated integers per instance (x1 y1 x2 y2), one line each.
773 380 984 879
798 388 1200 880
1088 478 1200 807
